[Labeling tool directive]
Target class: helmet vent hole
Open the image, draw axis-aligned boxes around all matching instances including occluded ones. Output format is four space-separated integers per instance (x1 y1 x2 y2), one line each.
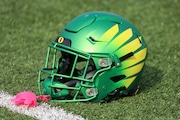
110 75 126 82
89 36 100 42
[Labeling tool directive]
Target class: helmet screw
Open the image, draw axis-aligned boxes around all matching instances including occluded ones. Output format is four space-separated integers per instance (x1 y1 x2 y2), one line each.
102 86 107 91
117 63 120 66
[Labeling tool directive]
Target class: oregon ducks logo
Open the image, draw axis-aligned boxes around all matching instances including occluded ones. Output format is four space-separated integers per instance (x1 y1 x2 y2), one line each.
58 37 64 43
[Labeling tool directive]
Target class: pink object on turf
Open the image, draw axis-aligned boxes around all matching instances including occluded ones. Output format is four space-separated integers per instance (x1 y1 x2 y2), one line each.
11 91 37 107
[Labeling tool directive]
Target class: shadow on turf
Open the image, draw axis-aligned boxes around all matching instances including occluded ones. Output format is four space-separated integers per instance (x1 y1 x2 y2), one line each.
139 65 163 92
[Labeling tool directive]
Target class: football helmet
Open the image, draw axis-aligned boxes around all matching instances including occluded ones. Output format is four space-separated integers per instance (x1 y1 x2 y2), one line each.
37 11 147 102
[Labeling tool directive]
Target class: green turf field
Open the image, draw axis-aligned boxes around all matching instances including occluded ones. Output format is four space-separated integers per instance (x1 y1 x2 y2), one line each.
0 0 179 119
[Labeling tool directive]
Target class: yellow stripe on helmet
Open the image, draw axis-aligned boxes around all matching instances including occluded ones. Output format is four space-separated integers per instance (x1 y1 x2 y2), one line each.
100 24 119 41
121 48 147 69
122 76 136 88
105 28 133 52
116 36 142 56
121 62 144 78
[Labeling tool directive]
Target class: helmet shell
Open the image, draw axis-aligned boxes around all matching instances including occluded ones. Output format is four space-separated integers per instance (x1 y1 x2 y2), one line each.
38 11 147 102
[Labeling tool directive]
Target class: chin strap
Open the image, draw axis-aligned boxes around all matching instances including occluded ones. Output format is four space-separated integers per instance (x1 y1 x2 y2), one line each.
105 85 140 102
106 86 126 102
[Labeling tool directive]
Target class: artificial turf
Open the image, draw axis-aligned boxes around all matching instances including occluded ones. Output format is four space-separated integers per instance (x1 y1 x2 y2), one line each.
0 0 179 119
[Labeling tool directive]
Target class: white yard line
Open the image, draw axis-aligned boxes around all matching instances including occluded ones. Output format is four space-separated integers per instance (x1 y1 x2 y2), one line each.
0 91 85 120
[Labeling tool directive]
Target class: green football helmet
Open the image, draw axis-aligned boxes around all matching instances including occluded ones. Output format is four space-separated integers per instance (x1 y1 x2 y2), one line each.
38 11 147 102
